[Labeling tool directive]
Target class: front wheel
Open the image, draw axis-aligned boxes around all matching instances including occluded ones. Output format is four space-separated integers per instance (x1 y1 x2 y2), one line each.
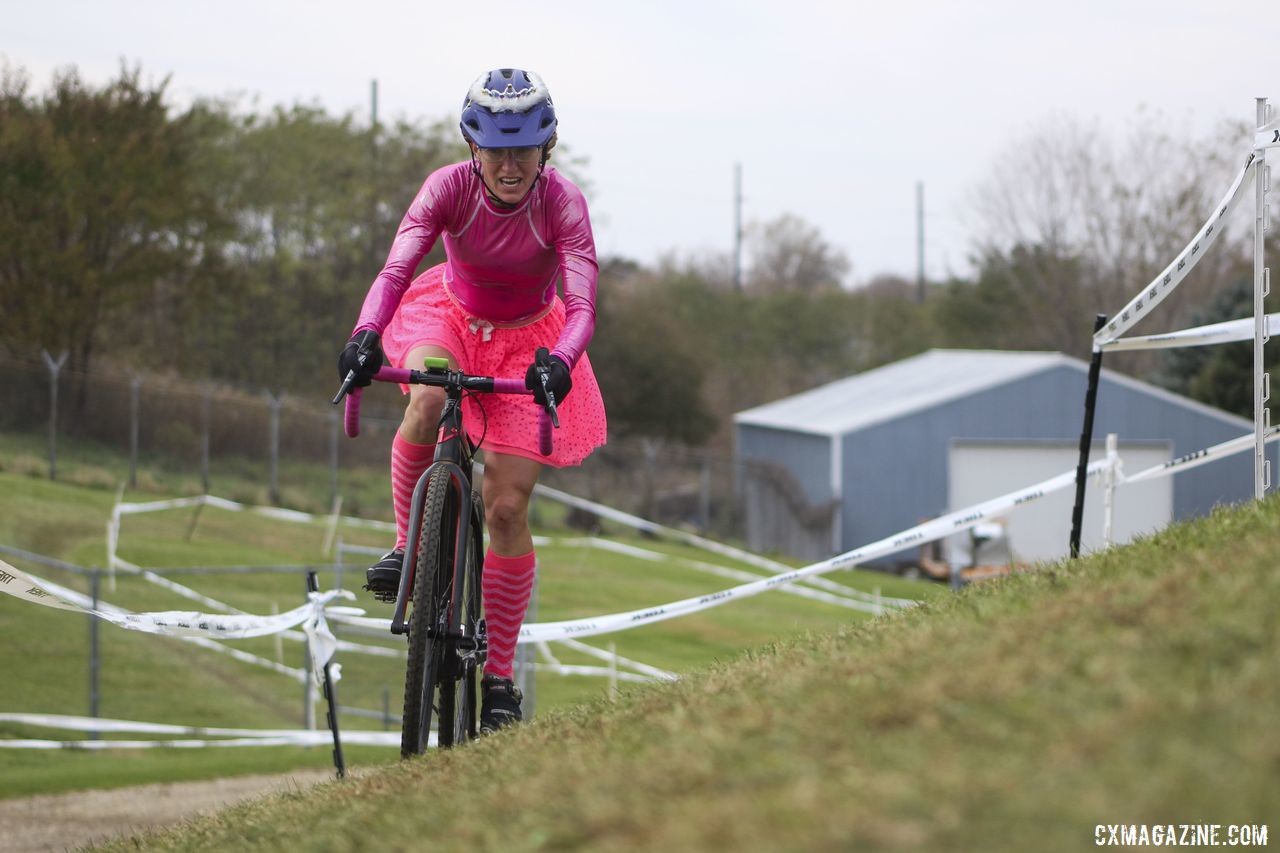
455 493 485 743
401 469 459 757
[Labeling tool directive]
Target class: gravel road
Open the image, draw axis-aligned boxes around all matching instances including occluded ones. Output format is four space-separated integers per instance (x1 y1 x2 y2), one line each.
0 769 338 852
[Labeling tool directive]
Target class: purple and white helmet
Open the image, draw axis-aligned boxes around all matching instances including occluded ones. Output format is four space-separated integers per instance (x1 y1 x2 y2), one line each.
459 68 557 149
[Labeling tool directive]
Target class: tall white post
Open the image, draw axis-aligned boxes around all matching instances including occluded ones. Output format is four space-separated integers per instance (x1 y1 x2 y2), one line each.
1102 433 1119 548
1254 98 1272 499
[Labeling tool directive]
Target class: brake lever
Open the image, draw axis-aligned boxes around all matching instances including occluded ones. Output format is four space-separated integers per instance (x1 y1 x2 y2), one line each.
331 349 373 405
332 369 358 405
534 366 561 427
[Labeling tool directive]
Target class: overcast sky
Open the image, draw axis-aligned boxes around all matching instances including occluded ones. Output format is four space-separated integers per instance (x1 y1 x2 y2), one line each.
6 0 1279 285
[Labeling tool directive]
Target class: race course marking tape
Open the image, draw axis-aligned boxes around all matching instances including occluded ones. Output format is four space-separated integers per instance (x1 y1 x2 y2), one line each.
327 456 1117 644
1101 313 1280 353
0 713 404 749
0 560 348 682
1095 152 1257 346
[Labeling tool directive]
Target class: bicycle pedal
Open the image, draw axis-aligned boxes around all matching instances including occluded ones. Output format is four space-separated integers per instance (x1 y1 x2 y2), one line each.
362 582 398 604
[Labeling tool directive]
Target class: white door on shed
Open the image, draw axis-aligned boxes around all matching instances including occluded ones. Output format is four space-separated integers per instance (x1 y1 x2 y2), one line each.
948 440 1172 565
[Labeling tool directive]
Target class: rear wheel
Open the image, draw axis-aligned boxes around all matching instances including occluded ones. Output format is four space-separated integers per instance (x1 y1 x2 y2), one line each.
401 470 459 757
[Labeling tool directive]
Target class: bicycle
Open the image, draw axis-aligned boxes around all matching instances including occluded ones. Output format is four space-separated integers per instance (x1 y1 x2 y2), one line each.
334 348 558 756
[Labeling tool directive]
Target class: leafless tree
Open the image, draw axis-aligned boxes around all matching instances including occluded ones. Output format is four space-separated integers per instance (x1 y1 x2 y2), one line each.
746 213 851 294
967 112 1255 360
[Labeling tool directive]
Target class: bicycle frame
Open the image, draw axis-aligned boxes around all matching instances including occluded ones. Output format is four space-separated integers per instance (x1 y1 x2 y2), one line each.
390 384 477 636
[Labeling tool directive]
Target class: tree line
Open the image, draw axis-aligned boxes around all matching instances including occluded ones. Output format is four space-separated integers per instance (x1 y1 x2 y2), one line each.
1 62 1273 453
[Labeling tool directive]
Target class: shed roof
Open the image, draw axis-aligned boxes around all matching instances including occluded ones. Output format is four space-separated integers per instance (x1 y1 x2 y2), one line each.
732 348 1249 437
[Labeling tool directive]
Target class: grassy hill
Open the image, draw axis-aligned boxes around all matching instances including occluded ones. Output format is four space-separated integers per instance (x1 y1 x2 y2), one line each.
0 451 930 798
100 496 1280 852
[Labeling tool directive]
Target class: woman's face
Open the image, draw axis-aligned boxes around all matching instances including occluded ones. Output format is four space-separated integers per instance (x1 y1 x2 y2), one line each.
471 143 541 205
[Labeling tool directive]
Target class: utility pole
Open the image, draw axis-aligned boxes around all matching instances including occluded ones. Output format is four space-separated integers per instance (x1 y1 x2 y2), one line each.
916 181 926 303
369 80 380 272
733 163 743 292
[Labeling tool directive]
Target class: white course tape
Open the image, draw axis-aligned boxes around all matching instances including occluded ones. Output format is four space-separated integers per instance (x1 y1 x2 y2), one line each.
0 563 83 612
110 493 394 531
0 713 408 749
1095 153 1258 346
554 638 679 681
108 493 394 578
331 458 1113 644
107 493 402 659
1257 116 1280 151
566 537 890 614
0 735 404 749
528 477 913 608
517 458 1112 643
0 562 311 682
0 560 346 682
1121 428 1280 485
529 664 658 684
1101 312 1280 353
120 558 401 661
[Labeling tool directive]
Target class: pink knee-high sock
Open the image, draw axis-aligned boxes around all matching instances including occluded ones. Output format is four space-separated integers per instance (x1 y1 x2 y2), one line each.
482 549 536 679
391 432 436 551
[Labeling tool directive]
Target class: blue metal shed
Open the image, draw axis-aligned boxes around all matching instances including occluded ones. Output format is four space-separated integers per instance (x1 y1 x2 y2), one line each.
733 349 1275 565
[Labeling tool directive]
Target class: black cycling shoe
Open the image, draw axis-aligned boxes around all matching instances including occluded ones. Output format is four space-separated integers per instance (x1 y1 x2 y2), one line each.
363 549 404 603
479 675 524 734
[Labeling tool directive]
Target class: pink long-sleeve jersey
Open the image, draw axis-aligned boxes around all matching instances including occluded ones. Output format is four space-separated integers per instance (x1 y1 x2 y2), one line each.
353 162 598 368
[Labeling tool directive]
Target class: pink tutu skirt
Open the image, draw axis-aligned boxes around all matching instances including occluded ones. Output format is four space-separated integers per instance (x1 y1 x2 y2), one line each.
380 264 607 467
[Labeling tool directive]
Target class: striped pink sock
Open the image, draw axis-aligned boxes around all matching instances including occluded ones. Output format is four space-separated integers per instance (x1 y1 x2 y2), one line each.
391 432 436 551
482 549 536 679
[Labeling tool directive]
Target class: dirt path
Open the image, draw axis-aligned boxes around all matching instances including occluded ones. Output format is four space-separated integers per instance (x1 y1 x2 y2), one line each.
0 768 339 852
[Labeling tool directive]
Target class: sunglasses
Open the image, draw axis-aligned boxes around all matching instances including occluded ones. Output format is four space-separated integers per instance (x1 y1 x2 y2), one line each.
476 146 541 165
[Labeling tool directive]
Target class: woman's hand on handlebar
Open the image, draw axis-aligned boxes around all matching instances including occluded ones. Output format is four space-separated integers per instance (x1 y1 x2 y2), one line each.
337 330 385 390
525 348 571 407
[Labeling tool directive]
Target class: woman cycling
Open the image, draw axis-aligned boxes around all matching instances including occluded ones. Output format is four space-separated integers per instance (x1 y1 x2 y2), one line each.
337 68 606 734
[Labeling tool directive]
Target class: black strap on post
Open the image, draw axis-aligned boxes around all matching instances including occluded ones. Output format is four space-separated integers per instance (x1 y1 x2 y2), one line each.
1069 314 1108 559
307 571 346 778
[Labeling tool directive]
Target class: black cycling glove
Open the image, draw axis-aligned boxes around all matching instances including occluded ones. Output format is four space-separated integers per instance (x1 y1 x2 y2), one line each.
525 350 572 407
337 330 384 388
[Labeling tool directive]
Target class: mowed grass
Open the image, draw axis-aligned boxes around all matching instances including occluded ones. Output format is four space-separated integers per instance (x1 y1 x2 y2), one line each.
102 496 1280 852
0 463 933 798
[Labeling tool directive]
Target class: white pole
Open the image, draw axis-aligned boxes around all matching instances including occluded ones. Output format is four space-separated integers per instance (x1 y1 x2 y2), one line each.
272 602 283 665
107 483 125 593
1102 433 1119 548
1255 97 1272 499
608 641 618 700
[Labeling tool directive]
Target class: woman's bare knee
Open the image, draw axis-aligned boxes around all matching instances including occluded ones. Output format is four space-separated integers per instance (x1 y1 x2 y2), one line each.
400 386 445 443
485 490 530 540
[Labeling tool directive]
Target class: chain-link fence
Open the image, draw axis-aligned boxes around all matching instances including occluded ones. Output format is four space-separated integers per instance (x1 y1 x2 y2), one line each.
0 353 818 547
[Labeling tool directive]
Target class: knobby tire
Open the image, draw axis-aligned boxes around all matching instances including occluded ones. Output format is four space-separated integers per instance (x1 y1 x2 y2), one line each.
400 473 486 755
401 470 457 757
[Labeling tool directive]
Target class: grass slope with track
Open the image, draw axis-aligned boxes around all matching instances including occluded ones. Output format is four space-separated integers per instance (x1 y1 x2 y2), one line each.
0 455 932 799
107 497 1280 852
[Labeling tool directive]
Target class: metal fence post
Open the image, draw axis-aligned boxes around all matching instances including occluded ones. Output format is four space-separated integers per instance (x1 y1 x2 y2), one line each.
267 392 283 505
1254 96 1272 499
201 388 212 494
329 407 340 511
699 456 712 533
128 375 142 489
307 570 346 778
1070 314 1108 559
40 350 68 480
